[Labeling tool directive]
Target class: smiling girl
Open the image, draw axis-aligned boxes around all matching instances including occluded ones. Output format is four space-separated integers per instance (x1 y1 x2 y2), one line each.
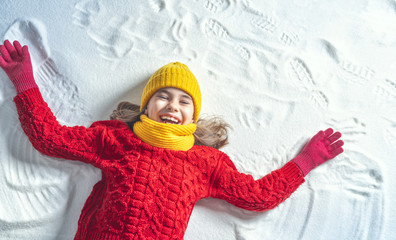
0 40 344 240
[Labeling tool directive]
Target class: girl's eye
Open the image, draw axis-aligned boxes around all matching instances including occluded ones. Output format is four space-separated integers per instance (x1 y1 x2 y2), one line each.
158 95 168 100
180 100 191 105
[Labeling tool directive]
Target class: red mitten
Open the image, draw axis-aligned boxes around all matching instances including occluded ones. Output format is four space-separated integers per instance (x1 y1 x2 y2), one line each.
0 40 38 94
292 128 344 176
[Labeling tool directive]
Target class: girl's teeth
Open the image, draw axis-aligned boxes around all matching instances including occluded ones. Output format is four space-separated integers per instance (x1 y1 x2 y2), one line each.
160 116 179 124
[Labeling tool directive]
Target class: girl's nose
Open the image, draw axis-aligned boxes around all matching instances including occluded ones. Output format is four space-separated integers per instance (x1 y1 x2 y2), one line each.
166 101 178 112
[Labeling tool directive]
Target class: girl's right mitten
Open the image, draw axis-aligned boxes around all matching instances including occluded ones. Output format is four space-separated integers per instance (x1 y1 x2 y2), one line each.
0 40 38 93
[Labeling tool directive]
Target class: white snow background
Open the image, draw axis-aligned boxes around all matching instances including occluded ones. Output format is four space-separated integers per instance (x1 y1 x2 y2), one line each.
0 0 395 239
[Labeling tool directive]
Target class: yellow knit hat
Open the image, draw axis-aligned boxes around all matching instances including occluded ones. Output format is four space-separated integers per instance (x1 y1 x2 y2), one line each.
140 62 202 122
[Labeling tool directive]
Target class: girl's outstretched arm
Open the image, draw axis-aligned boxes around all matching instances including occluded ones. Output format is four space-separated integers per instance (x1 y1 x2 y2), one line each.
1 40 105 167
210 154 305 211
210 129 344 211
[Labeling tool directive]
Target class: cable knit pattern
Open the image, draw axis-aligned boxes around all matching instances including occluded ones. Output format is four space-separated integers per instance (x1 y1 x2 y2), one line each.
13 88 305 240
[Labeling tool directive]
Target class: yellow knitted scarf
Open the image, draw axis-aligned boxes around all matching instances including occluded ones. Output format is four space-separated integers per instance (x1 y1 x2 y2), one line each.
133 115 196 151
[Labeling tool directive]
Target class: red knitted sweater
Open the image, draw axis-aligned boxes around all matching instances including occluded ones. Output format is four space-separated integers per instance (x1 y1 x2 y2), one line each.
14 88 305 240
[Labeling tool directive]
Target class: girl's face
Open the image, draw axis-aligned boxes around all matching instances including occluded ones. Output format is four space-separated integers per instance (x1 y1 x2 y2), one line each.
145 87 195 125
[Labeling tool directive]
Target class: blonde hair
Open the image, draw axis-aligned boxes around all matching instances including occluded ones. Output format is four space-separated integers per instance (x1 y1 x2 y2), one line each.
110 101 231 149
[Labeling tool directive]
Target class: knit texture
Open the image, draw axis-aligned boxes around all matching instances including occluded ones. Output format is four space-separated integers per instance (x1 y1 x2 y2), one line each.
292 128 344 176
0 40 38 94
133 114 196 151
14 88 305 240
140 62 201 122
11 71 38 94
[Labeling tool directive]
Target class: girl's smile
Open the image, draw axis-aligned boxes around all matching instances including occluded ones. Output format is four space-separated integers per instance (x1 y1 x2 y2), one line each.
145 87 195 125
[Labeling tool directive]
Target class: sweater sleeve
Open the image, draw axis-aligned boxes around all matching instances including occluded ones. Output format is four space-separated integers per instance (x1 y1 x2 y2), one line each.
13 88 105 167
210 153 305 212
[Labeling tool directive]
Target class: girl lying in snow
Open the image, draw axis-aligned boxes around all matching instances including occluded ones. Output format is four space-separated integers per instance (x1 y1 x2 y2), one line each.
0 40 344 240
